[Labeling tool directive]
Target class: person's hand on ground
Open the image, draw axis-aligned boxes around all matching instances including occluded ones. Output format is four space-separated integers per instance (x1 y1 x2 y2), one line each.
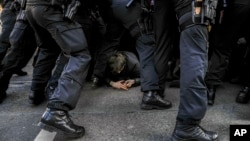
110 80 128 90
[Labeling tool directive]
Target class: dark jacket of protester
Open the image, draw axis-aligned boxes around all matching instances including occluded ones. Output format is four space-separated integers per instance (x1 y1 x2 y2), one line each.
105 51 140 87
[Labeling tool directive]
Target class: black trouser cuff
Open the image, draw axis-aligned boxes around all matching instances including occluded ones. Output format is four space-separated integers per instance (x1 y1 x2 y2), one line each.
177 118 201 125
47 102 70 111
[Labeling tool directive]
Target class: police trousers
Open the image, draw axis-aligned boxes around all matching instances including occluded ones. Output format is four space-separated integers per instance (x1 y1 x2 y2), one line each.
110 0 159 91
205 1 250 87
26 2 91 111
177 13 209 122
0 1 16 62
0 20 37 92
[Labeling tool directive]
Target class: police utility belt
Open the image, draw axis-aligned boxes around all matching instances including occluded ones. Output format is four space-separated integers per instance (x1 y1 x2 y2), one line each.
179 0 218 31
50 0 80 21
27 0 80 21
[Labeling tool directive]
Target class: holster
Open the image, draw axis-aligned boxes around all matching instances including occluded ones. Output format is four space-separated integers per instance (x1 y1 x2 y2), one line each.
136 0 155 35
64 0 81 21
140 0 155 13
137 12 154 35
192 0 218 25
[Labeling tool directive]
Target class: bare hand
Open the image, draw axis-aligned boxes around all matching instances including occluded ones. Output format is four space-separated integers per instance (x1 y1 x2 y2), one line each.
110 80 128 90
124 79 135 88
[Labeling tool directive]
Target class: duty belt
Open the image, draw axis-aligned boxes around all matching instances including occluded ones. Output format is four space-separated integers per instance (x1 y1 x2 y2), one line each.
178 11 195 32
26 0 51 5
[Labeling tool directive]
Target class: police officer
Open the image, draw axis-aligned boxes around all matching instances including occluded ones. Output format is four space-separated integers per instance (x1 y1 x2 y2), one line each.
32 1 104 104
153 0 179 97
205 0 250 105
29 0 100 105
0 0 16 62
44 5 104 99
25 0 91 138
0 1 37 104
235 35 250 104
170 0 218 140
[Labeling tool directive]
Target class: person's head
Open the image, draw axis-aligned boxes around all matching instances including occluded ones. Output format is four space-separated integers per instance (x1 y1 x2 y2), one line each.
107 52 126 74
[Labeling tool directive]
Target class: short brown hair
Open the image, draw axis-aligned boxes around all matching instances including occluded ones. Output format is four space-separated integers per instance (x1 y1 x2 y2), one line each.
107 52 126 74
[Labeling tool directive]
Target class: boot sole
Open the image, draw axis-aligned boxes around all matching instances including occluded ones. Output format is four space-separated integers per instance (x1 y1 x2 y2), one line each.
140 103 172 110
236 98 250 104
38 122 85 138
171 134 218 141
171 134 201 141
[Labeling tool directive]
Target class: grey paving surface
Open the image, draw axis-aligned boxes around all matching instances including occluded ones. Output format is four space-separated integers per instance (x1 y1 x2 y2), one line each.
0 61 250 141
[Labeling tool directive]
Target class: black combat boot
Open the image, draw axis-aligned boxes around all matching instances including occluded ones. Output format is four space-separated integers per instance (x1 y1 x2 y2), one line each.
207 86 216 105
140 90 172 110
171 121 218 141
29 91 46 105
38 108 85 138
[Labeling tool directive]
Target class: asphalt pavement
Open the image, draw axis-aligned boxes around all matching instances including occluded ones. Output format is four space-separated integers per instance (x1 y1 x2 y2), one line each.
0 60 250 141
